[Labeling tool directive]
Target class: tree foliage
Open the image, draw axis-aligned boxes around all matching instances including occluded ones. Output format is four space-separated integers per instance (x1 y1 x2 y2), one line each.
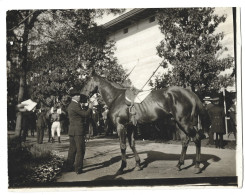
7 9 126 137
7 9 127 105
151 8 234 93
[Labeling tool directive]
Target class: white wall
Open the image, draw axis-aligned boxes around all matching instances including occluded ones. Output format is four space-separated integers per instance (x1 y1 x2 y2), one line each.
107 15 165 90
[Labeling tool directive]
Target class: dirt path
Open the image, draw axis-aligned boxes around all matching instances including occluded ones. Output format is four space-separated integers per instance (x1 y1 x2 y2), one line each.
14 133 237 186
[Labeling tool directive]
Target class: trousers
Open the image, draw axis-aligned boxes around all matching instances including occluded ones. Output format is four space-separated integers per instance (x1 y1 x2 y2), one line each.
51 121 61 137
36 126 44 144
67 135 86 172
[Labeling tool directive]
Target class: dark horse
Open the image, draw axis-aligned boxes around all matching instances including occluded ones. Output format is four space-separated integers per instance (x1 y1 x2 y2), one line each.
81 72 210 174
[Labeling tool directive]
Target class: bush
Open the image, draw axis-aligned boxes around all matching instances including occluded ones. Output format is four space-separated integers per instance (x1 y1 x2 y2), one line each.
8 143 65 187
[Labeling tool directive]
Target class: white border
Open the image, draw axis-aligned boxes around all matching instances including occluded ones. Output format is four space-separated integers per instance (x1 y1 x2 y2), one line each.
1 0 244 194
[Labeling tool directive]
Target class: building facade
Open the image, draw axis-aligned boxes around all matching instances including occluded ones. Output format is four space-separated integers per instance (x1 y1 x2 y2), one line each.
103 9 165 90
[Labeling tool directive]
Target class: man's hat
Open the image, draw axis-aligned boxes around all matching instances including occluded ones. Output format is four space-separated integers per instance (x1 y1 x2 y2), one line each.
69 88 80 96
203 96 211 101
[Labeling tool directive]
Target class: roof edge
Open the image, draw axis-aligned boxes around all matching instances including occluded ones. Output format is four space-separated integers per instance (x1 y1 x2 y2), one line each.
102 8 147 29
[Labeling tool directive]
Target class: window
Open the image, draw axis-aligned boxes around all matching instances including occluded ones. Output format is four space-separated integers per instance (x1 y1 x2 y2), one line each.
123 28 128 34
149 16 155 23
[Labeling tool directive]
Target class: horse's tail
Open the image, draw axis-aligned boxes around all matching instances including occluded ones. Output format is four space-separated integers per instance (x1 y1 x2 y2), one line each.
195 96 211 133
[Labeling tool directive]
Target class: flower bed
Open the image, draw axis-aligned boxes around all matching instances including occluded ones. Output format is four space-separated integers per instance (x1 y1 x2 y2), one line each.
8 142 65 187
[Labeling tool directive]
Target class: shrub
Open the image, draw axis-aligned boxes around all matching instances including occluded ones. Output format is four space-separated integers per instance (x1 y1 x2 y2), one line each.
8 142 65 187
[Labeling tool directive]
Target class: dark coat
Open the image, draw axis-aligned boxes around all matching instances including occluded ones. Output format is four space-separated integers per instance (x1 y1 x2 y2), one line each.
206 103 214 110
208 105 226 134
67 100 92 136
36 112 47 128
229 104 236 126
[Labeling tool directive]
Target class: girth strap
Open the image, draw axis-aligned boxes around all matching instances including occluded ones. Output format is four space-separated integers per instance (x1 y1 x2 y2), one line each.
128 104 137 126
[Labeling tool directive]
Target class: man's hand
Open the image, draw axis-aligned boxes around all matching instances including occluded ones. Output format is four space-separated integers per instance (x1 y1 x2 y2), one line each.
16 103 28 112
88 102 93 109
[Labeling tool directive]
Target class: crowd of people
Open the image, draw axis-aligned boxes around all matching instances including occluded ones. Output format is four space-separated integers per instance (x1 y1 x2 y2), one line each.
17 94 113 145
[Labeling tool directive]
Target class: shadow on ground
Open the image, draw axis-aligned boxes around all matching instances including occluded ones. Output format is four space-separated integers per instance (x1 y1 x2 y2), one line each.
92 150 221 181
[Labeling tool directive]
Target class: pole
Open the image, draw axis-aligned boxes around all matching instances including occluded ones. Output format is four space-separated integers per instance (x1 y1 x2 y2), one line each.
122 59 138 83
140 64 162 90
125 64 136 81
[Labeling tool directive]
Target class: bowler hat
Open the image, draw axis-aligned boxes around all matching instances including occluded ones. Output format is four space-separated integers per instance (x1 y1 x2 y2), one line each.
70 88 80 96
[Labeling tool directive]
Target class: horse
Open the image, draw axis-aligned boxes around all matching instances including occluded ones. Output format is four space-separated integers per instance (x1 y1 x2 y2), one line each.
81 71 210 174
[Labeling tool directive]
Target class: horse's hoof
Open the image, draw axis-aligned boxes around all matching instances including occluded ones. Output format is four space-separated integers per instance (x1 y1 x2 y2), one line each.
116 169 124 175
194 167 201 174
134 166 142 171
176 162 183 171
176 165 182 171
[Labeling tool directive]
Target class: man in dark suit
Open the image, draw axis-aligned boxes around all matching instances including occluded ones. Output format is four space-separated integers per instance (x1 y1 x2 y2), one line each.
66 88 92 174
36 108 47 144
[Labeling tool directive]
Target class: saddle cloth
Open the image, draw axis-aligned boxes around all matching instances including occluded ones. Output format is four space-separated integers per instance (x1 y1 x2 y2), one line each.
125 90 151 104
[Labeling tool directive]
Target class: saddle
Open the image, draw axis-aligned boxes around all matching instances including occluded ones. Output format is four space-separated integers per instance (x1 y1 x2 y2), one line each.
125 88 142 126
125 87 141 105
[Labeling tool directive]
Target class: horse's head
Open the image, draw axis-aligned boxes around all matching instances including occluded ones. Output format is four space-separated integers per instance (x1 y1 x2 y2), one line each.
81 72 99 98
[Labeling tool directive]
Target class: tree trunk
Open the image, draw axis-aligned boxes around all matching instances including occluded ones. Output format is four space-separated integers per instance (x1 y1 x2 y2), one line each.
14 72 27 138
14 18 29 139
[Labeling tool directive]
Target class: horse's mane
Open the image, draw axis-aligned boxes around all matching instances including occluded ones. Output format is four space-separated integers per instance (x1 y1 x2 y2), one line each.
111 82 127 89
94 74 127 90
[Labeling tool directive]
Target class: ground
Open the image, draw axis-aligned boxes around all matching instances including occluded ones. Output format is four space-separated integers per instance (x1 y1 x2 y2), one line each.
11 132 237 187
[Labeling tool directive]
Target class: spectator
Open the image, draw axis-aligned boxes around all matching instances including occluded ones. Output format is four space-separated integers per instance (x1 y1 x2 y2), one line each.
208 97 226 149
91 106 99 135
51 105 61 143
203 97 214 145
228 98 237 140
66 89 92 174
36 108 47 144
58 105 67 134
102 105 111 135
28 111 37 137
45 108 52 142
16 102 37 141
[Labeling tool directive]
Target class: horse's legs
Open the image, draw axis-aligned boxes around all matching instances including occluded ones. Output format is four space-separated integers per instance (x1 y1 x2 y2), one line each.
194 139 202 173
127 126 141 171
117 123 127 174
177 130 190 170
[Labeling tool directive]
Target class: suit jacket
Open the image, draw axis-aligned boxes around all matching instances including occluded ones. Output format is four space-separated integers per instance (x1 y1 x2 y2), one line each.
68 100 92 136
206 103 214 111
36 112 47 128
